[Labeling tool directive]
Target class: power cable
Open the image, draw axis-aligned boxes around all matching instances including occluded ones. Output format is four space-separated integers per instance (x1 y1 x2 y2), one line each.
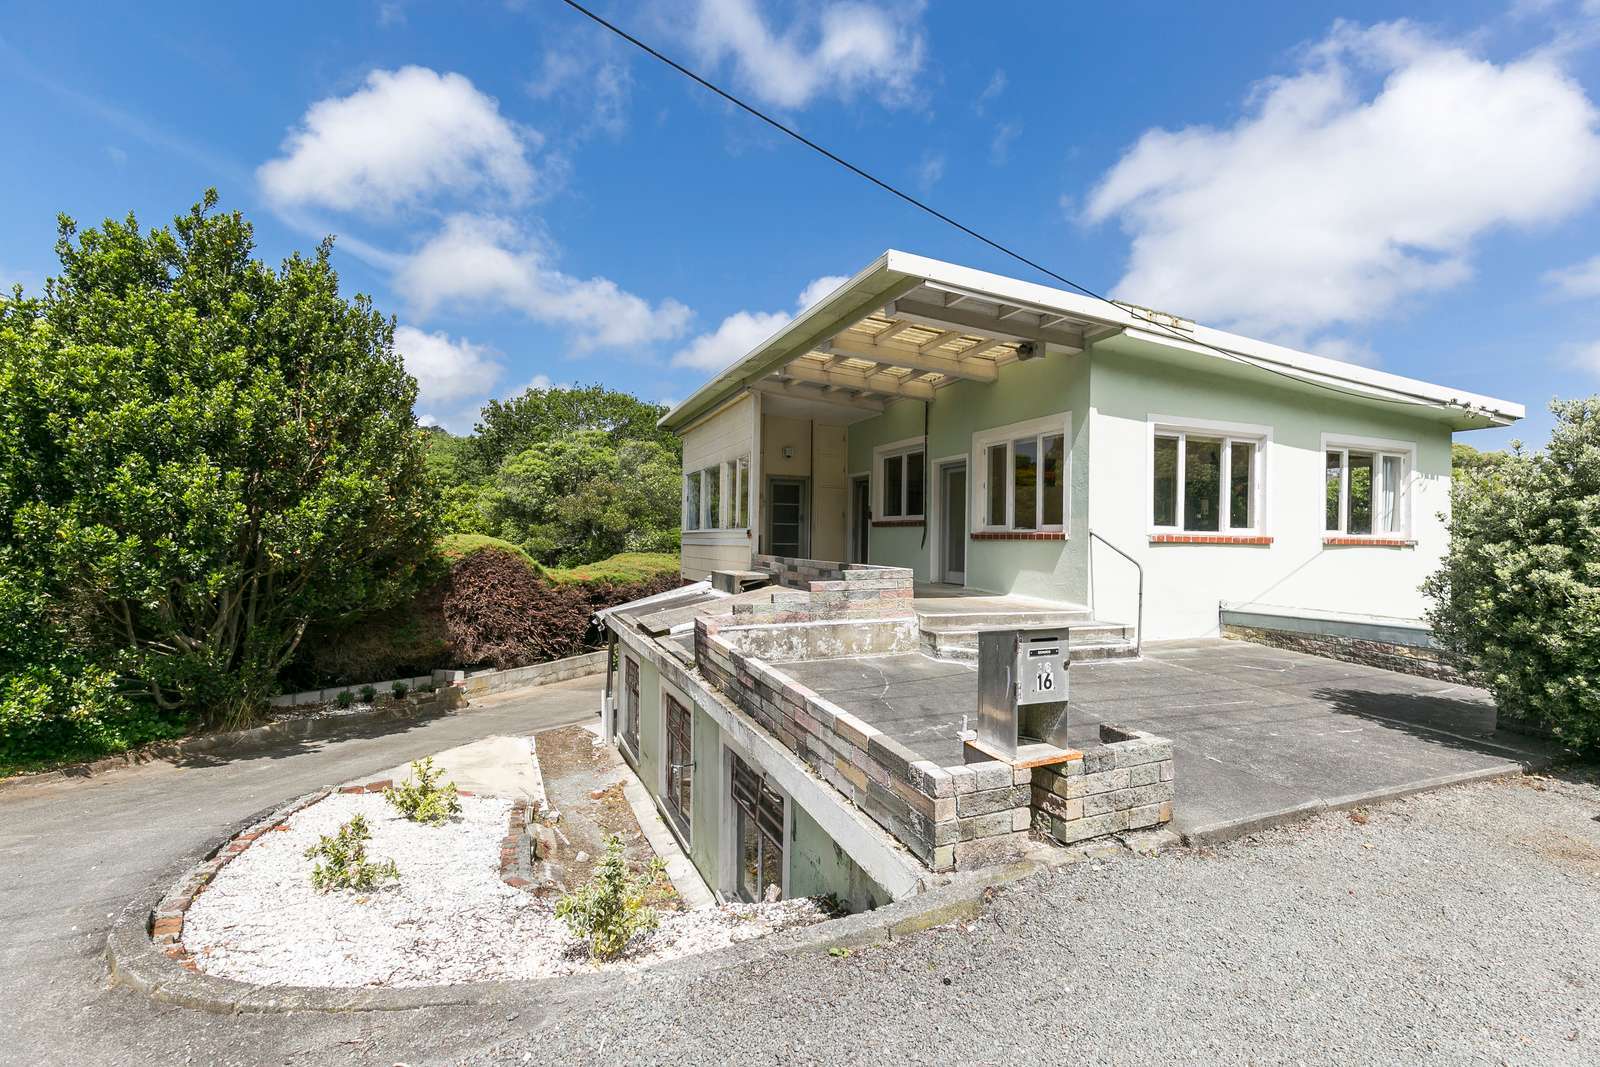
554 0 1490 417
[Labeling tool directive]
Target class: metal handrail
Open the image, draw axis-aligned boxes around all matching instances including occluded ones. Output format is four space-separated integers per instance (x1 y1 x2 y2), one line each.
1089 530 1143 657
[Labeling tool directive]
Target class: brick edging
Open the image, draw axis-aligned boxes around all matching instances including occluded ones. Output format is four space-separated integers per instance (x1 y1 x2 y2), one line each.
499 798 535 889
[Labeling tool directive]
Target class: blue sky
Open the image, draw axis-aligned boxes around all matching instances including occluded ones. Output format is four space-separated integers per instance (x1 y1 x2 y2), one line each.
4 1 1600 447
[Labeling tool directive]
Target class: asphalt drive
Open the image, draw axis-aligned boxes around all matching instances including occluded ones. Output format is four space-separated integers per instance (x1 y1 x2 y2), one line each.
0 675 603 1067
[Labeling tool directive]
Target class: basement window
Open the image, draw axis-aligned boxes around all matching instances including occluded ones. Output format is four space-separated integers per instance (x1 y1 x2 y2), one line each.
1150 419 1267 534
1324 438 1412 537
622 657 640 755
663 693 693 838
973 413 1069 533
730 753 785 902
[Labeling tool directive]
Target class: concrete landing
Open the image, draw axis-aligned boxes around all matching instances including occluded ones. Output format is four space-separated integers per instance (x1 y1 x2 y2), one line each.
367 735 543 799
774 639 1564 844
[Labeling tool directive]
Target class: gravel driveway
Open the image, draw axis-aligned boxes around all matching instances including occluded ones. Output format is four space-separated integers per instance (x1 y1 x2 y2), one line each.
477 766 1600 1067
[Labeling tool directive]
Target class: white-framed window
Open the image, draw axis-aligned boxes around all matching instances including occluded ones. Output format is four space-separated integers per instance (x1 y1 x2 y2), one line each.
874 437 926 520
683 454 750 531
1322 434 1413 537
1149 416 1269 534
972 413 1070 533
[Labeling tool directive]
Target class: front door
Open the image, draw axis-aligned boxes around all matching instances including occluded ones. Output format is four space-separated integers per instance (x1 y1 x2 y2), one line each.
849 475 870 563
768 477 807 558
941 463 967 584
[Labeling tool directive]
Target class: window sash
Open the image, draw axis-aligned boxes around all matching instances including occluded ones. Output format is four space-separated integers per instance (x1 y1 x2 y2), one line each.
664 695 692 832
1151 429 1262 533
1325 447 1408 536
878 446 924 519
622 659 640 752
978 431 1066 532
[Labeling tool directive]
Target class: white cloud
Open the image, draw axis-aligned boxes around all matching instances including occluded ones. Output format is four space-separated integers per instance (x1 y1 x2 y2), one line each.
1309 336 1382 367
796 274 849 309
684 0 926 109
393 325 504 410
1568 339 1600 374
258 67 537 214
1084 21 1600 340
975 69 1006 113
990 122 1020 165
395 214 691 349
673 275 850 372
1545 254 1600 298
915 151 945 192
530 48 632 138
671 309 794 371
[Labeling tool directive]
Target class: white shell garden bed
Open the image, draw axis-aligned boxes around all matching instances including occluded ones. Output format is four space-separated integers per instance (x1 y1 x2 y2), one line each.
181 792 827 988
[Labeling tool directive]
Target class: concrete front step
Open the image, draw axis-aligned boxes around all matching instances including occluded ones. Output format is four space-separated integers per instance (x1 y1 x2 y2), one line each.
920 621 1137 662
915 609 1096 632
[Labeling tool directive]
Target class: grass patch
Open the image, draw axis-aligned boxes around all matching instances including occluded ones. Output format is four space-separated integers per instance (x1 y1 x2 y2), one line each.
546 552 679 586
437 533 537 568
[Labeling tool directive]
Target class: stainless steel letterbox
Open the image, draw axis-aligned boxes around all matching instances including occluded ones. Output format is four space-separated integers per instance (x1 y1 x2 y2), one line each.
976 628 1071 758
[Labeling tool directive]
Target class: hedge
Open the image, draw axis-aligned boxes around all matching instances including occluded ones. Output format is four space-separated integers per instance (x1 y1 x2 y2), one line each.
287 546 682 687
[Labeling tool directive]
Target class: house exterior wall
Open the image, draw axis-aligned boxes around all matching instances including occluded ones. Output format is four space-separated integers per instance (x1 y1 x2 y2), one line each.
680 394 757 580
759 414 848 561
1086 343 1454 640
845 346 1092 604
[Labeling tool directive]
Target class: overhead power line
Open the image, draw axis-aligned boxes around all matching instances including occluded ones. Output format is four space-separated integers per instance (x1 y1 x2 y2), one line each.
553 0 1483 416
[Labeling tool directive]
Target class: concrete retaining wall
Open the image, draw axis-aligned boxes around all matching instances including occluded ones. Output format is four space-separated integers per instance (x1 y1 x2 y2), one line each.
270 650 607 708
738 558 915 623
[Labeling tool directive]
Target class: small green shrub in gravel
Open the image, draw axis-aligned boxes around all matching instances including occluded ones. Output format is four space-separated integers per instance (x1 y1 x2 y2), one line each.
359 685 376 703
335 690 353 709
305 814 399 892
391 680 409 699
554 833 664 960
383 756 461 825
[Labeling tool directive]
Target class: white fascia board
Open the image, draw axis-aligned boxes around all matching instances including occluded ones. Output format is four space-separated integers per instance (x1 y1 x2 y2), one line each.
660 248 1523 433
882 251 1524 425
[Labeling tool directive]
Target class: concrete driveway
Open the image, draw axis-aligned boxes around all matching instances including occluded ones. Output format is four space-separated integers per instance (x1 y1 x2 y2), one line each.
780 638 1560 844
0 675 602 1067
1065 639 1560 841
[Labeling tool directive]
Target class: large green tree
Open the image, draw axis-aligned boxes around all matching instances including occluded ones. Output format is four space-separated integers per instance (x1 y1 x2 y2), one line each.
1424 399 1600 752
473 383 677 471
486 430 679 566
0 191 437 729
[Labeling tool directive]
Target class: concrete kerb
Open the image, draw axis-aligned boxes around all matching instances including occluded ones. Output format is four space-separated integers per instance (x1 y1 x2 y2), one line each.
1178 758 1555 847
105 804 1145 1015
1 652 607 794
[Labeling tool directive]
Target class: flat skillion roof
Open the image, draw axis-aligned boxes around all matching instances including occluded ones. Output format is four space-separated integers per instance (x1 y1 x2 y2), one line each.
659 250 1524 434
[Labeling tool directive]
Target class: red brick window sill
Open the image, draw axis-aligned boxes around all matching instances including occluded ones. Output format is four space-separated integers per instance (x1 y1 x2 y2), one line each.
1323 536 1416 547
871 518 925 528
1149 533 1273 545
971 530 1065 541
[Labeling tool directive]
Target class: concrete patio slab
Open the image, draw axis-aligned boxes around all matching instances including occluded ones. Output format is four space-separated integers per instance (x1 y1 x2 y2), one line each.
775 638 1564 843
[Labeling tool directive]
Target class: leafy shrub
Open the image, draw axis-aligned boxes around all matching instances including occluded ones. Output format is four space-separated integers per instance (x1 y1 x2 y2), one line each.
305 814 399 892
286 545 683 685
554 834 664 960
391 680 409 699
384 757 461 825
0 191 438 730
359 685 377 703
1424 398 1600 752
0 659 187 774
335 690 353 709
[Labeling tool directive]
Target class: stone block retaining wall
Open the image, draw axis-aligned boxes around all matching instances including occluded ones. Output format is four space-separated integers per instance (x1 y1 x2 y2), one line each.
736 558 915 624
1221 624 1462 682
1031 725 1175 845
